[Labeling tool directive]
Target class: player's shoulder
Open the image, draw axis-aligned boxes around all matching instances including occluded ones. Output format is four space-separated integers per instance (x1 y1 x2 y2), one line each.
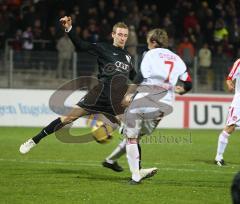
99 43 129 54
233 58 240 65
95 42 125 52
94 42 109 50
230 58 240 72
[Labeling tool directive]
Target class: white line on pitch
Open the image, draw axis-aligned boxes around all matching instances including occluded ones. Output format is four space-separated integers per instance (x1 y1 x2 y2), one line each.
0 158 237 175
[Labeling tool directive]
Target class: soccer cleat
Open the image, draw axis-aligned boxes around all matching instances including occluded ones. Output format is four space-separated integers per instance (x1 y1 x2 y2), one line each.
102 160 124 172
140 167 158 180
19 139 36 154
215 159 225 166
129 179 141 185
128 168 158 185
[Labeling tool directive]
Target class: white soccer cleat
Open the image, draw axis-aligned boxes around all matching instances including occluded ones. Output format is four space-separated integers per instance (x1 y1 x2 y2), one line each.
19 139 36 154
140 167 158 180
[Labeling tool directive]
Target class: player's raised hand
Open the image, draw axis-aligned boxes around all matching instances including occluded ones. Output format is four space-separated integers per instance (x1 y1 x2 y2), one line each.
226 79 235 92
59 16 72 30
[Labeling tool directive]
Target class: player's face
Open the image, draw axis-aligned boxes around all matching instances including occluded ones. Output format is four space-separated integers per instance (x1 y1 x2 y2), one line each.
112 28 129 48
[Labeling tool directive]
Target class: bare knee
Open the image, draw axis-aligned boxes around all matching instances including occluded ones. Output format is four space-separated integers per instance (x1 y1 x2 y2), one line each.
60 106 88 125
60 115 78 125
224 125 235 134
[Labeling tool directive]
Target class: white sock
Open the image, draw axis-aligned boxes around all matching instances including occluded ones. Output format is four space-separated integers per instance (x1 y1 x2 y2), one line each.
215 131 230 161
126 142 140 182
106 139 126 163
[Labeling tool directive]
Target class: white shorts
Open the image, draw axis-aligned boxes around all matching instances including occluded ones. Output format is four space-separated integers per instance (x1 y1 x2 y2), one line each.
123 89 173 138
226 106 240 126
123 110 164 138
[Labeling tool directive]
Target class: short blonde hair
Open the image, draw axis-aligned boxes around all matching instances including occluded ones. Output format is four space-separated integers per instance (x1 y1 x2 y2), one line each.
112 22 128 32
147 28 168 48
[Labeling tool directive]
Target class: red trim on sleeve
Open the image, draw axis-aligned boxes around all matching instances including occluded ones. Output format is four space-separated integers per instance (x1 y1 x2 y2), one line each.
186 72 192 82
226 76 232 80
228 59 240 80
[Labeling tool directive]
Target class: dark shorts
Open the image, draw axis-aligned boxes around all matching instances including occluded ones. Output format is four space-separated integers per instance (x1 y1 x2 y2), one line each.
76 84 126 117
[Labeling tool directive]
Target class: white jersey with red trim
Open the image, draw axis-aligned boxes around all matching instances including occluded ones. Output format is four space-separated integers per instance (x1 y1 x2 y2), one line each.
140 48 191 105
227 58 240 107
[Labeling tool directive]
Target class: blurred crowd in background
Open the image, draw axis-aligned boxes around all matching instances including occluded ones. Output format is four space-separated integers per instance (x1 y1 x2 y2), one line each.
0 0 239 54
0 0 240 91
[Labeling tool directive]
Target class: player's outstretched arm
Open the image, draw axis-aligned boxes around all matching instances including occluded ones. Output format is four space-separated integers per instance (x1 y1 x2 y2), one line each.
59 16 97 53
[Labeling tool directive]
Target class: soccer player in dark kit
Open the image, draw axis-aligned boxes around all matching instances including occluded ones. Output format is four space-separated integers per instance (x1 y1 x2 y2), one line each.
19 16 135 169
20 16 157 180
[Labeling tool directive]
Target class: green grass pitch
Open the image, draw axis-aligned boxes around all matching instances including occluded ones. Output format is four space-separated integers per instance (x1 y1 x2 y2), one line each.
0 127 239 204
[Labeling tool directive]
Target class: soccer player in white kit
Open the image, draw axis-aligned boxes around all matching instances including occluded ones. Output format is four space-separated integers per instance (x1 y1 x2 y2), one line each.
215 58 240 166
122 28 192 184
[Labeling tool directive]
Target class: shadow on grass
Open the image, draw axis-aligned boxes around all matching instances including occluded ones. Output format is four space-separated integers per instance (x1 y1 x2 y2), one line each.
154 179 229 188
192 159 239 166
33 167 129 183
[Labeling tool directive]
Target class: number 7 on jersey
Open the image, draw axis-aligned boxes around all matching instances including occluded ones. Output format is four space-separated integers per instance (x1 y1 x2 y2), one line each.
164 61 174 82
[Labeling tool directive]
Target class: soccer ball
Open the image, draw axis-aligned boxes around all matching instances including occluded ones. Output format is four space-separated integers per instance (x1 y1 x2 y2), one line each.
91 120 113 144
86 114 114 144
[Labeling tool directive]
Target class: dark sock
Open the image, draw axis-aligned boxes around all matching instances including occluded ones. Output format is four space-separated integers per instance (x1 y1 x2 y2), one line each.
32 118 63 144
138 144 142 169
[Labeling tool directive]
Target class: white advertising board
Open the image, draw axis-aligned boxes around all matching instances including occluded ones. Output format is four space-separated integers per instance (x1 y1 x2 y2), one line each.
0 89 233 129
0 89 87 127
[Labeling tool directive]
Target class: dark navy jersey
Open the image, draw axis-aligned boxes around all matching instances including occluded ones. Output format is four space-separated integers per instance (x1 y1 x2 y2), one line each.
68 29 136 83
67 28 137 115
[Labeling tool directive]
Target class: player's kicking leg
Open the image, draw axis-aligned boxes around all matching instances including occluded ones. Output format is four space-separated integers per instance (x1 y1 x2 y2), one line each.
19 106 88 154
215 124 235 166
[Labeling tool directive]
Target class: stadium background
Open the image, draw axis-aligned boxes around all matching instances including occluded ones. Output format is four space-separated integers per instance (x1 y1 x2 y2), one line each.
0 0 239 91
0 0 240 204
